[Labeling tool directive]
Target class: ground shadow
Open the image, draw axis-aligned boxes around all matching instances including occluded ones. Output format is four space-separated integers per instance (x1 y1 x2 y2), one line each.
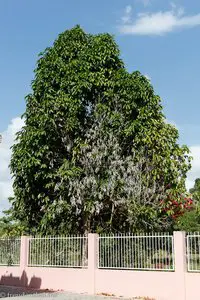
0 271 55 297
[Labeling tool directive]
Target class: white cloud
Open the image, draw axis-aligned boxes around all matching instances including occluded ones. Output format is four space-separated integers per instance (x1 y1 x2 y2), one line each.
121 5 132 24
0 117 24 212
186 146 200 191
119 5 200 35
144 74 151 81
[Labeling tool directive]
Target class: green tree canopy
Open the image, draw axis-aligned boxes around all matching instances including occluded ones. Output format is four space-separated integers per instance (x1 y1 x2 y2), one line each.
190 178 200 203
10 25 191 235
0 198 29 237
174 209 200 232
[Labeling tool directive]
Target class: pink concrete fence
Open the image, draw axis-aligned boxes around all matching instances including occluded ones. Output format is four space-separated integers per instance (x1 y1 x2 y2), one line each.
0 232 200 300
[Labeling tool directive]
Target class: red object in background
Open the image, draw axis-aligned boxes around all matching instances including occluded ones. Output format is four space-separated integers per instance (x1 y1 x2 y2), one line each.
160 195 193 219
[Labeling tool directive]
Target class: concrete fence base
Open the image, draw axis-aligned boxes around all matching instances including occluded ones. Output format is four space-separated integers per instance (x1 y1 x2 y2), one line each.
0 232 199 300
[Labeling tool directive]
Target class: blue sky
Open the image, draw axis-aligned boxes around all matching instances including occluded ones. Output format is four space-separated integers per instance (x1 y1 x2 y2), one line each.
0 0 200 211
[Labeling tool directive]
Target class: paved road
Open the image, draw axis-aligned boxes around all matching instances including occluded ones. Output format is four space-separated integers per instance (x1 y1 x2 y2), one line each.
0 287 138 300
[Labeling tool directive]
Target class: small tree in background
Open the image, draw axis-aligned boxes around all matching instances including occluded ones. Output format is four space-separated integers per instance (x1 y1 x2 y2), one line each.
190 178 200 204
174 209 200 232
173 178 200 232
0 198 29 237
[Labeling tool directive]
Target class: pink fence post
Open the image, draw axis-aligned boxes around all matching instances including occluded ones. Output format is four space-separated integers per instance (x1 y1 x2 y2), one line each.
88 233 98 295
20 236 29 287
174 231 186 300
20 236 29 269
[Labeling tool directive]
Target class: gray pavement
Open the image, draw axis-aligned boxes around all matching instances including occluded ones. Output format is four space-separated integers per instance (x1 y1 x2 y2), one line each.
0 287 140 300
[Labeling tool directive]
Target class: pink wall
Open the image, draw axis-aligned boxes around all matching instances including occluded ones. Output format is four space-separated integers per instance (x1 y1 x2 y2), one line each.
96 270 177 300
0 267 89 293
185 273 200 300
0 232 200 300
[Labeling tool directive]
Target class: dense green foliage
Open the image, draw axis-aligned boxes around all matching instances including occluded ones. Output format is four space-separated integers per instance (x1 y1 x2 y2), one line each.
0 207 28 237
174 209 200 232
190 178 200 204
171 179 200 232
10 26 191 235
